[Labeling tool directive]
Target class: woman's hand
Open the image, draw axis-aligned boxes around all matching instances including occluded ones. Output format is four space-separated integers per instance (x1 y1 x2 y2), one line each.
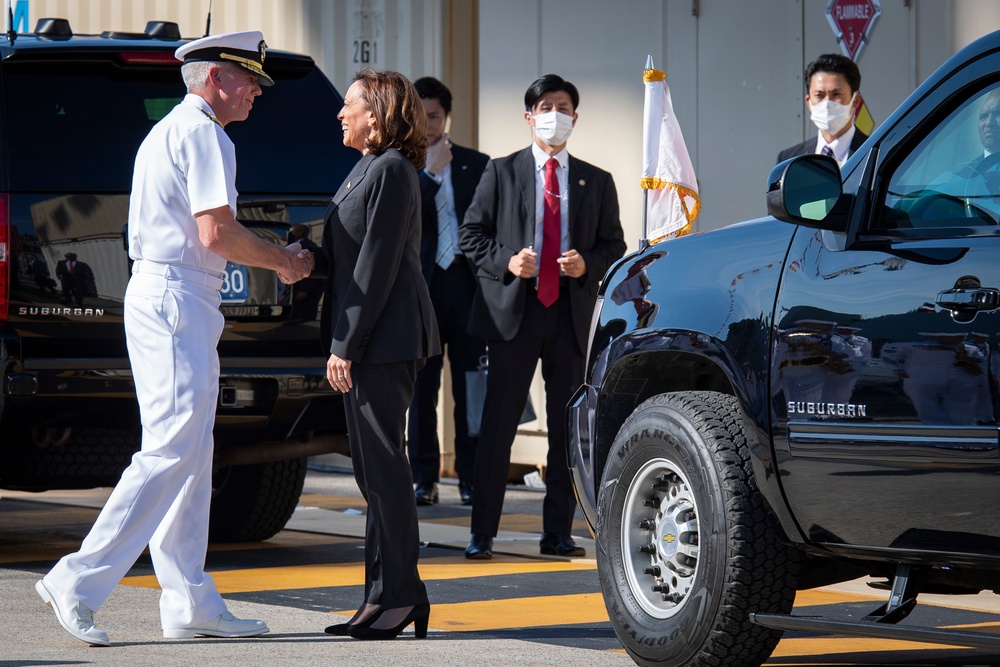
327 354 353 392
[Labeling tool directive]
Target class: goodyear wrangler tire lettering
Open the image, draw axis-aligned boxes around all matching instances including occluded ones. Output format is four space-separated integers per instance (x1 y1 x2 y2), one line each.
596 391 797 667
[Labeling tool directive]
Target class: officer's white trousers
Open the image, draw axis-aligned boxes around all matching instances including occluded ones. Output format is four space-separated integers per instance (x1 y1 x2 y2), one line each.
44 268 228 629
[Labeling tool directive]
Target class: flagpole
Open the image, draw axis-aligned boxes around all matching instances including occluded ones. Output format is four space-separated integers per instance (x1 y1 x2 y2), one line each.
640 190 649 251
639 55 653 251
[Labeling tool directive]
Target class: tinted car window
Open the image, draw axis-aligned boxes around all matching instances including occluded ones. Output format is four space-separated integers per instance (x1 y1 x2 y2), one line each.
2 59 357 193
881 81 1000 231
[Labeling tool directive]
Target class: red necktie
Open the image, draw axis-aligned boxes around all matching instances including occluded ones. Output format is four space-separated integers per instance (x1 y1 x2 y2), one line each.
537 158 560 307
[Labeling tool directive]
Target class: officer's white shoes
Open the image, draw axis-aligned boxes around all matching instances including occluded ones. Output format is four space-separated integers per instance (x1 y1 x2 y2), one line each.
36 577 267 643
35 578 111 647
163 610 269 639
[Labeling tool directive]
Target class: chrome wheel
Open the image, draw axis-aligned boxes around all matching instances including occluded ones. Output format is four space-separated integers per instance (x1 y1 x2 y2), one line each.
621 458 699 619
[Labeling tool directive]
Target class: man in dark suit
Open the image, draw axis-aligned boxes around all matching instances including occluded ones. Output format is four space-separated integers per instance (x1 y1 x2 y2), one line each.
777 53 867 165
55 252 95 305
407 77 489 507
459 74 626 559
28 254 58 294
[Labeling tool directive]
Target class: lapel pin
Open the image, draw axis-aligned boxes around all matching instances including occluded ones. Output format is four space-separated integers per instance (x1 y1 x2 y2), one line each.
347 181 352 189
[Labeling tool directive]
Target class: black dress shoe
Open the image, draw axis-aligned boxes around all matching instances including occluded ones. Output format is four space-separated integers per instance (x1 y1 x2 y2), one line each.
324 603 382 635
348 602 430 640
465 534 493 559
414 483 438 506
458 481 473 506
539 532 586 557
324 621 353 636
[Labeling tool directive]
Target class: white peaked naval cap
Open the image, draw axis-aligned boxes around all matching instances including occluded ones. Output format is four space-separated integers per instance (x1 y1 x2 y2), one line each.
175 30 274 86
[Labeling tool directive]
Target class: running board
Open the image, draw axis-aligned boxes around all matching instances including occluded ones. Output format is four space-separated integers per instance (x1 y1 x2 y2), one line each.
750 613 1000 649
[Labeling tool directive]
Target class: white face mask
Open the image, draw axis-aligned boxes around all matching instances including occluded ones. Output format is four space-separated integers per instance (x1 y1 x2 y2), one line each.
532 110 574 146
810 92 856 134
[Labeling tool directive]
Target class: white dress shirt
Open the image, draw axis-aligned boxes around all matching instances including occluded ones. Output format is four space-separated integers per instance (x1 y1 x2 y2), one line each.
128 94 236 274
531 142 570 255
814 124 857 167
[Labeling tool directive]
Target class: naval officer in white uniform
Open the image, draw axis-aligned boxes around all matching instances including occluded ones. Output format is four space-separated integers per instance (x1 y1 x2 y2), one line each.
35 31 314 646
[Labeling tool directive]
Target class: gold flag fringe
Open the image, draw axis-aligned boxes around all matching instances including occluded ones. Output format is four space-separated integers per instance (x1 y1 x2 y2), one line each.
643 68 666 82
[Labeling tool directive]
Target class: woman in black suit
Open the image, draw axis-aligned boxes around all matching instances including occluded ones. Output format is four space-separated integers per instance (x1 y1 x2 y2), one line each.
312 68 439 640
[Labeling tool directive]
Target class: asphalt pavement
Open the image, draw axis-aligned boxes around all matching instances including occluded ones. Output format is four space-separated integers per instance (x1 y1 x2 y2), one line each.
1 459 621 667
2 566 626 667
8 459 1000 667
297 455 597 559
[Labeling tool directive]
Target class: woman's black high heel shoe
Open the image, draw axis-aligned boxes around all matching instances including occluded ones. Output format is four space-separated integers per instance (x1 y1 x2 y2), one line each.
325 603 382 636
348 602 430 640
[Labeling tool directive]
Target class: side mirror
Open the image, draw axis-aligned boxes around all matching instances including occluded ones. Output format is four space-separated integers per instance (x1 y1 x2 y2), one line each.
766 154 847 232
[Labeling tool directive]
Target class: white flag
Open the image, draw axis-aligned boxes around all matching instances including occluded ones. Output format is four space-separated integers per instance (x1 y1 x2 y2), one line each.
642 60 699 243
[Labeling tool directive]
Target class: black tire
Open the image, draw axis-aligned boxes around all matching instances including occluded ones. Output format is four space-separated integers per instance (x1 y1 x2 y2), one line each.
1 428 138 490
209 457 308 543
596 391 796 667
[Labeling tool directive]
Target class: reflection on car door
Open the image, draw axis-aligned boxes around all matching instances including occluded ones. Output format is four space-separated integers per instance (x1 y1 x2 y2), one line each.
771 77 1000 554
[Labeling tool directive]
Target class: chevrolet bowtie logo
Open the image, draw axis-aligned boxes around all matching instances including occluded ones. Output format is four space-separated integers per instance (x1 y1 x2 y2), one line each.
662 534 676 544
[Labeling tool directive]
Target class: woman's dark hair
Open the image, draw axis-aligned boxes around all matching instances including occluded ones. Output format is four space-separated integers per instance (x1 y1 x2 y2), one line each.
353 68 428 168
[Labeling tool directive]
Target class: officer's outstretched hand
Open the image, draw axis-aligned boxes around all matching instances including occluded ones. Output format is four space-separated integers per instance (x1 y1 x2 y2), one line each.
278 242 314 284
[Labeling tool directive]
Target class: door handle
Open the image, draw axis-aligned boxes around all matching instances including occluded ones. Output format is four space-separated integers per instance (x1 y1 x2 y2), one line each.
936 287 1000 311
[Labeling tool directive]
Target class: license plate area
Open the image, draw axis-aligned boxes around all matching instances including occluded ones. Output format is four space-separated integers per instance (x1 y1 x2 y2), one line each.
219 201 328 315
219 263 288 316
220 262 249 304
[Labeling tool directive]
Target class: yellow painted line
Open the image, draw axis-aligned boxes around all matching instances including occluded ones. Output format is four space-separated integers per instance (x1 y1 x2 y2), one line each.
123 555 596 593
768 635 960 660
792 587 883 607
943 621 1000 634
772 588 994 660
336 593 608 632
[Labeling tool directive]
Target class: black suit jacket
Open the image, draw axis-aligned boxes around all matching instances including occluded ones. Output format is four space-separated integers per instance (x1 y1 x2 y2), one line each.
777 128 869 164
312 149 440 363
459 147 626 354
418 143 490 284
56 259 94 289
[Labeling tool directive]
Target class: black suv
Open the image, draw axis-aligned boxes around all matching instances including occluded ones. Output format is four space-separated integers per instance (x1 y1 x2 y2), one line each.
570 28 1000 667
0 19 357 542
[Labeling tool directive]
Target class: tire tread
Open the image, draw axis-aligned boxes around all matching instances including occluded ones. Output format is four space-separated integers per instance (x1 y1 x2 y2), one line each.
209 457 308 543
598 391 797 667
